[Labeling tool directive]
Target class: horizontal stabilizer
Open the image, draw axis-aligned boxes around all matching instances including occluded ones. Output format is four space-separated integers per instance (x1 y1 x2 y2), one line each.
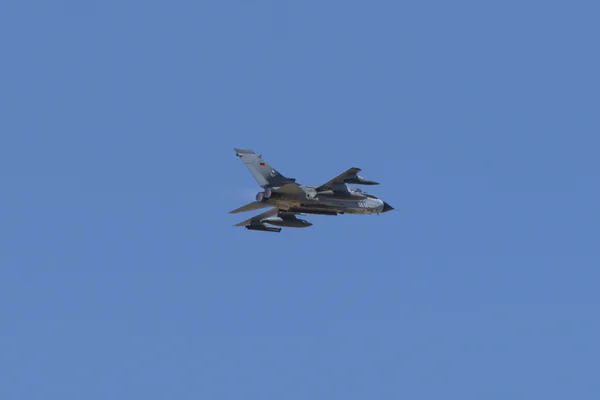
274 183 305 195
229 201 271 214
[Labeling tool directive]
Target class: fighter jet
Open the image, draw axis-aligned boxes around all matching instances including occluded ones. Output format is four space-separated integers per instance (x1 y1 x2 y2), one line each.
230 148 394 232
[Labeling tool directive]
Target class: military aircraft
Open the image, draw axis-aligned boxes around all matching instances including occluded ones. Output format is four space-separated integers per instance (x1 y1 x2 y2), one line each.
230 148 394 232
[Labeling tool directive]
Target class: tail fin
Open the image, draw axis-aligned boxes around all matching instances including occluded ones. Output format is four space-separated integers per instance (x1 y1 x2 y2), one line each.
234 148 296 188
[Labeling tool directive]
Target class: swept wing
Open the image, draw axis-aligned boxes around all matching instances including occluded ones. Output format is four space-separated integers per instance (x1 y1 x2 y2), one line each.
316 167 380 191
234 207 279 227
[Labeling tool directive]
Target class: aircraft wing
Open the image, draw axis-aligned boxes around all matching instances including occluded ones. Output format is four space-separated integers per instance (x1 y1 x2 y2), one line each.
234 207 279 227
316 167 379 191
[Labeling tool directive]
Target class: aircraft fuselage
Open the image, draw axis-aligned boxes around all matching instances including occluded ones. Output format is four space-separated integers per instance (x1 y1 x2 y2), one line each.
259 188 389 215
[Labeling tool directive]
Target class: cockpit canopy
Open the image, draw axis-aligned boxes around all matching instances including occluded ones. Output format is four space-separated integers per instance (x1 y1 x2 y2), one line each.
351 187 378 199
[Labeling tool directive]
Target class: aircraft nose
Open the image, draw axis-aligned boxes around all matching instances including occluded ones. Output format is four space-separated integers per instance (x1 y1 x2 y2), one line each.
382 201 394 212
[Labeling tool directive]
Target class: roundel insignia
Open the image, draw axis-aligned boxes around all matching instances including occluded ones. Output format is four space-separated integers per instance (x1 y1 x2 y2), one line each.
270 169 276 177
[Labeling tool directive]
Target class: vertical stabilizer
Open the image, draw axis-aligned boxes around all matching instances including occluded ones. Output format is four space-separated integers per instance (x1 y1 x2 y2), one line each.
234 148 296 188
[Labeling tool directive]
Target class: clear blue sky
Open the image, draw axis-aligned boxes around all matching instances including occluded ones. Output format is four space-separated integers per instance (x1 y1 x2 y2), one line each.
1 1 599 398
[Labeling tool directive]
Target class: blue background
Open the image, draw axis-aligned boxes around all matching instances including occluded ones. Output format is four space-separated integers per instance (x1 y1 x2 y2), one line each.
1 1 599 398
